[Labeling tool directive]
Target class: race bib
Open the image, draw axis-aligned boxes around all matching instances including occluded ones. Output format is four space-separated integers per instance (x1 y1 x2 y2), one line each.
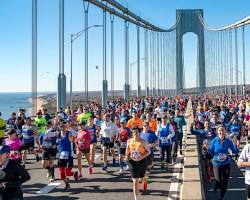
131 150 141 159
43 141 52 148
59 151 69 159
78 140 86 149
23 134 30 139
232 131 240 136
120 142 127 148
160 137 169 144
91 134 96 141
217 153 227 162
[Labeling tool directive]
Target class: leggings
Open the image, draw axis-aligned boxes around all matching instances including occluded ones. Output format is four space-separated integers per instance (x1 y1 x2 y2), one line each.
160 145 172 163
213 163 230 198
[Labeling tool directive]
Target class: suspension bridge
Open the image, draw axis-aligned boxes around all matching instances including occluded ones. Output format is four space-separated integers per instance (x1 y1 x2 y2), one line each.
5 0 250 199
29 0 250 114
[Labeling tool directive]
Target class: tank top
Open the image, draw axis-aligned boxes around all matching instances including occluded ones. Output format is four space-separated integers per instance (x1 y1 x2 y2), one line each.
77 130 91 150
129 139 146 160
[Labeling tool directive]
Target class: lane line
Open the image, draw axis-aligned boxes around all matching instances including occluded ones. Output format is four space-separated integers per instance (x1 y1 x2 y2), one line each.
167 157 182 200
36 153 102 194
36 182 61 194
208 188 245 192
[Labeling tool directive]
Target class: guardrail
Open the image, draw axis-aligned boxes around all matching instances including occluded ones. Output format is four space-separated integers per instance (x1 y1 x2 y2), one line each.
181 98 205 200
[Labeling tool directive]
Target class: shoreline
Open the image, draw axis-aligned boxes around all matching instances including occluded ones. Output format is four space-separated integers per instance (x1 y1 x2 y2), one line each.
28 97 48 111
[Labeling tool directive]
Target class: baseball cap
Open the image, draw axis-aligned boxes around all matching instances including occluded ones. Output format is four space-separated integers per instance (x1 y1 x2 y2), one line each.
0 145 10 154
131 109 137 113
120 119 127 124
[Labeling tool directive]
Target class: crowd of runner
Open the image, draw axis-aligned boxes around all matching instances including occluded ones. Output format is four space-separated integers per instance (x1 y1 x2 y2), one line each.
0 95 250 200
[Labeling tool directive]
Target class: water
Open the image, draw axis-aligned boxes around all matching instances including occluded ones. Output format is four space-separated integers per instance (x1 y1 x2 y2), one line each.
0 92 32 120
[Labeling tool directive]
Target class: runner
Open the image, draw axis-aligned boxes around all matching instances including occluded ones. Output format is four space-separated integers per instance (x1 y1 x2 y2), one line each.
145 113 157 132
209 124 239 200
77 106 93 125
4 129 22 163
116 119 131 174
238 141 250 200
75 121 92 180
100 113 118 170
86 116 100 167
21 117 37 167
227 115 242 149
40 121 58 182
6 112 16 128
127 110 143 129
174 108 186 155
57 121 75 191
140 121 158 172
157 115 175 169
125 126 150 200
34 110 47 161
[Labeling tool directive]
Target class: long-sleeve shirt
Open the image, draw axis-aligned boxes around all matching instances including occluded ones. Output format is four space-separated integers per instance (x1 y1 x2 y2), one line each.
209 137 239 166
0 159 30 199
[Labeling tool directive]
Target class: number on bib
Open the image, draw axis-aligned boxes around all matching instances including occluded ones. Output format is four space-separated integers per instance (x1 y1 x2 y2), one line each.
60 151 69 159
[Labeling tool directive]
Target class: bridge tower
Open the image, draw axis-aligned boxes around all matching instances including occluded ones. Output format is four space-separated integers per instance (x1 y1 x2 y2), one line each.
176 9 206 93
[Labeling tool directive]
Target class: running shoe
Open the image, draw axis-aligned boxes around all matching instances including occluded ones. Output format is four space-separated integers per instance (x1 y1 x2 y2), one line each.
118 169 124 175
46 172 50 178
88 167 93 175
49 176 55 182
78 173 83 180
125 165 129 171
73 171 78 181
36 155 40 162
63 183 70 192
102 166 108 171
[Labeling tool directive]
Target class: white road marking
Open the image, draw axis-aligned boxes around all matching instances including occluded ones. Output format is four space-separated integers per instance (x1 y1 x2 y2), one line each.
208 188 245 192
94 153 102 160
36 153 102 194
167 157 182 199
36 182 61 194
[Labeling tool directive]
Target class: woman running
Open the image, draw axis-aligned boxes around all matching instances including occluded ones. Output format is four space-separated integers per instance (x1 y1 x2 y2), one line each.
75 121 92 180
4 129 22 163
86 116 100 167
125 126 150 200
209 124 239 200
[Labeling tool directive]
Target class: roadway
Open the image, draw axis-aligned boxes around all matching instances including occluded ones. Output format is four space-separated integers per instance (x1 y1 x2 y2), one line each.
23 147 183 200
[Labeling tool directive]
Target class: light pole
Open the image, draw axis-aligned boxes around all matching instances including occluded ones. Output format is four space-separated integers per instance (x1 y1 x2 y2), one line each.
69 24 102 109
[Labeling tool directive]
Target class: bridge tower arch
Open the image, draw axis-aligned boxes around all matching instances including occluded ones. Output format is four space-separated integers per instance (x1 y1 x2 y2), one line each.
176 9 205 93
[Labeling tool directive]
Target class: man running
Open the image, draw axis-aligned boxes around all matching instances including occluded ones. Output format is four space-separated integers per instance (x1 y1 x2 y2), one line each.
116 119 131 174
100 113 118 170
40 121 58 182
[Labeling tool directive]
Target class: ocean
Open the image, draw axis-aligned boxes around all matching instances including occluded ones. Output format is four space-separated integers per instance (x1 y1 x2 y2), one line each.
0 92 32 120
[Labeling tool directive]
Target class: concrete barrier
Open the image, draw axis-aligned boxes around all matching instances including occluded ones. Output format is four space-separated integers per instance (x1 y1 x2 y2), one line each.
181 98 205 200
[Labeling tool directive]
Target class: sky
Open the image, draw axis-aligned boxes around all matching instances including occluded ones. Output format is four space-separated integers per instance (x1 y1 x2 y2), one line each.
0 0 250 92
